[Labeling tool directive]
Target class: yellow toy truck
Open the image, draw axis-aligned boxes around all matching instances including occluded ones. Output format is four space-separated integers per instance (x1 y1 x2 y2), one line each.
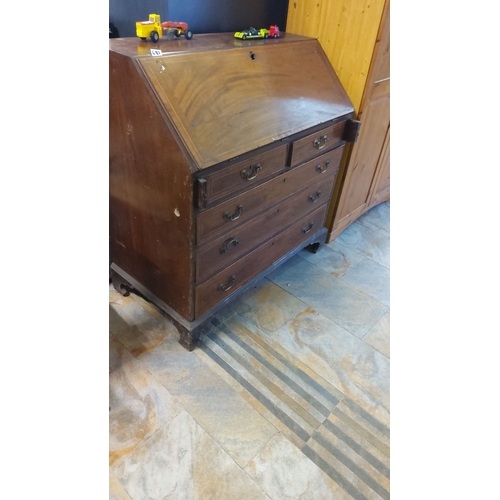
136 14 193 43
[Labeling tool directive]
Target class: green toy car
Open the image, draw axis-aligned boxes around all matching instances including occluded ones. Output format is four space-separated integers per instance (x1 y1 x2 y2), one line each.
234 26 280 40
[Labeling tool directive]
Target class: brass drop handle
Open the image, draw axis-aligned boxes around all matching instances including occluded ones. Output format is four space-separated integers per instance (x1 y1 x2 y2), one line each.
313 135 329 150
224 205 243 221
302 222 314 234
219 275 237 292
240 163 262 180
220 237 240 254
308 190 322 202
316 160 330 173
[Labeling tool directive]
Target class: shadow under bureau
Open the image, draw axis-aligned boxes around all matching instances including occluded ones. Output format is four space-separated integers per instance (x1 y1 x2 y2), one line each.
109 33 359 350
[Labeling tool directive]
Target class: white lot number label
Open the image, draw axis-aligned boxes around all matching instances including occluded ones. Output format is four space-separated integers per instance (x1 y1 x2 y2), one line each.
150 49 162 57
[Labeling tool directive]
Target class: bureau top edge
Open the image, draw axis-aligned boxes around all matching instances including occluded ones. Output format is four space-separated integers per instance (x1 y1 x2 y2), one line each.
109 32 315 58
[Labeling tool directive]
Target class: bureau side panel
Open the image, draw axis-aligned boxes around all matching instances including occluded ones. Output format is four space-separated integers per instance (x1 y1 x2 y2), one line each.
109 51 195 320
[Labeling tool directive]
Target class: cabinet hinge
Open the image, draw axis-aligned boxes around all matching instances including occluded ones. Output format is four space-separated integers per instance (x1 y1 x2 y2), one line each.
197 178 207 210
343 119 362 143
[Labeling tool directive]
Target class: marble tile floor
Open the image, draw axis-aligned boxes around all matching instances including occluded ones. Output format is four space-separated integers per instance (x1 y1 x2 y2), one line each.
109 200 390 500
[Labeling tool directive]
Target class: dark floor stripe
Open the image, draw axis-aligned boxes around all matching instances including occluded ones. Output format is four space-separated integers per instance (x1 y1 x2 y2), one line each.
230 317 342 407
199 338 310 442
205 329 322 429
323 419 390 479
312 431 390 500
333 407 390 458
211 320 331 417
342 398 390 438
302 445 370 500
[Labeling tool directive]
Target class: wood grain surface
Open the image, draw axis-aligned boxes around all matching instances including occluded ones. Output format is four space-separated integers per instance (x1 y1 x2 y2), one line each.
109 51 196 319
196 146 343 244
195 204 328 316
137 38 353 169
286 0 386 112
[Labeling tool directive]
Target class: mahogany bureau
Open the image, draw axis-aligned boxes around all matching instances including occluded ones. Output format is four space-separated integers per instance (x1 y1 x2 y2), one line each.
109 33 359 350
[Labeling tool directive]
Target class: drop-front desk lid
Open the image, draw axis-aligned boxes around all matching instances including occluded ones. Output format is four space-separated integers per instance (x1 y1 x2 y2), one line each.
109 33 354 170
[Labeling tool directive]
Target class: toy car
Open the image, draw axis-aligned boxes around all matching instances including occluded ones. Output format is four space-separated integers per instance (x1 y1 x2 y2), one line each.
136 14 193 42
234 25 280 40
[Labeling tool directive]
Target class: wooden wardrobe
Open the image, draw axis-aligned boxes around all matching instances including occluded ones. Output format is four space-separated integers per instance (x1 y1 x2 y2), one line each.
286 0 390 241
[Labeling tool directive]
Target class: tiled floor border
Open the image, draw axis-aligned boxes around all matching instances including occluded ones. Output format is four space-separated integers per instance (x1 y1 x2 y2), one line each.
200 316 390 500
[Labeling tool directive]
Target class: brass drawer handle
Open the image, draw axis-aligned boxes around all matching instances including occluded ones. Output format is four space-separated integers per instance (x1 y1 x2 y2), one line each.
220 237 240 254
240 163 262 180
316 160 330 173
302 222 314 234
219 275 236 292
308 190 322 202
313 135 329 150
224 205 243 221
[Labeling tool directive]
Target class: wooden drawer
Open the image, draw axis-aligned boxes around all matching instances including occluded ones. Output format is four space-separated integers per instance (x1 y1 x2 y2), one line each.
289 121 345 167
198 144 288 207
195 204 328 316
195 170 338 284
196 145 343 244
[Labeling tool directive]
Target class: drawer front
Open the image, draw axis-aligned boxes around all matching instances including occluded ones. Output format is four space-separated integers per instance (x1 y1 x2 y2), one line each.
200 144 288 206
196 170 338 285
195 204 328 317
289 121 345 167
197 145 343 244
